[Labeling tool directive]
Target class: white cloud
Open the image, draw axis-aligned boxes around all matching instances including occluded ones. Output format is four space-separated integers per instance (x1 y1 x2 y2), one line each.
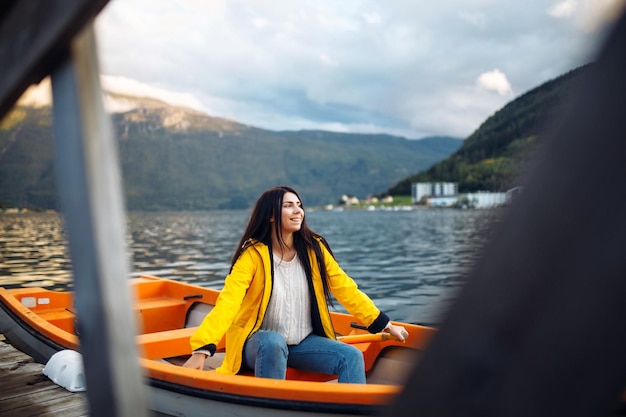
100 76 208 112
15 75 209 115
318 54 339 67
458 11 487 29
361 11 382 25
403 83 513 139
476 69 513 96
548 0 578 18
253 17 269 29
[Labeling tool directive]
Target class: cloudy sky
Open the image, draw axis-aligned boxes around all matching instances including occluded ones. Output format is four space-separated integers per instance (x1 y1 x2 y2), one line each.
93 0 625 140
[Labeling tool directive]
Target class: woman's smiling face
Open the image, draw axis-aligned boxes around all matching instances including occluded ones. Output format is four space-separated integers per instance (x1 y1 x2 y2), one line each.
279 192 304 234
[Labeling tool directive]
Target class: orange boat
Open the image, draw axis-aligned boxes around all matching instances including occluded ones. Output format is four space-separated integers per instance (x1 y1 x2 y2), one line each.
0 275 435 416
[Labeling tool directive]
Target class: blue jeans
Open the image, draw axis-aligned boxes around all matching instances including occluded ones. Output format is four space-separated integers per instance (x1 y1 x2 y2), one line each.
243 330 366 384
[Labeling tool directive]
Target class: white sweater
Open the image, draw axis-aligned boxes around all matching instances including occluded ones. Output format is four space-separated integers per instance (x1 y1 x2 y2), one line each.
261 254 313 344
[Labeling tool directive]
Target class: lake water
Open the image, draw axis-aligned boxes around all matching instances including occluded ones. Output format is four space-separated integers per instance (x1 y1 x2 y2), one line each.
0 208 499 326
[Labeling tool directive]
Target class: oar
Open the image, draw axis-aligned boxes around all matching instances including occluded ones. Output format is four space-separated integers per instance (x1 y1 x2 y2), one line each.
337 333 395 344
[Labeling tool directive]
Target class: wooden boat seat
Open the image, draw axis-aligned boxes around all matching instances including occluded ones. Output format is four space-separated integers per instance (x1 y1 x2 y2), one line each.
28 296 191 336
138 327 202 360
38 297 204 334
135 297 188 333
25 297 190 336
38 308 77 334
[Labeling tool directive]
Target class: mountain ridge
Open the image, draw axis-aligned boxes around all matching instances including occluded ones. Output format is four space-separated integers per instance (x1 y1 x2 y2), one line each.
0 95 461 210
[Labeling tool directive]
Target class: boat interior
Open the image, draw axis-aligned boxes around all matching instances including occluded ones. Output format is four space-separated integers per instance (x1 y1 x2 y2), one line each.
2 275 432 386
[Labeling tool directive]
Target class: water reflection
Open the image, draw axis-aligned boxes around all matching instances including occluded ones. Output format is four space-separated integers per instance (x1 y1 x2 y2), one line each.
0 208 497 326
0 212 73 288
127 211 248 287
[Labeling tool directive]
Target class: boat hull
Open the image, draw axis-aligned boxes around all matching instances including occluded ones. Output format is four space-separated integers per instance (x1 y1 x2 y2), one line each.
147 384 380 417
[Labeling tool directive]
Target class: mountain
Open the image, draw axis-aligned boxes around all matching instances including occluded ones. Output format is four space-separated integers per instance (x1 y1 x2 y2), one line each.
0 95 461 210
386 65 590 196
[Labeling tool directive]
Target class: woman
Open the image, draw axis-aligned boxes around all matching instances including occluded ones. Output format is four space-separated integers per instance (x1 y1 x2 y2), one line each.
183 186 408 383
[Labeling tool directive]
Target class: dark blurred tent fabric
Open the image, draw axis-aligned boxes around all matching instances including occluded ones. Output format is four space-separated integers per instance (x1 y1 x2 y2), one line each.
387 9 626 417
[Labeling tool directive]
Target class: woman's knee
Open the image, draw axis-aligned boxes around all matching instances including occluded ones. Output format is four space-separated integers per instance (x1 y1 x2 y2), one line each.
253 331 288 356
334 345 365 384
245 331 289 379
344 345 365 368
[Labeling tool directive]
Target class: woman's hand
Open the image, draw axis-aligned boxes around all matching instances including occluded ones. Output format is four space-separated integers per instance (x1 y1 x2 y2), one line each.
385 323 409 342
182 352 208 370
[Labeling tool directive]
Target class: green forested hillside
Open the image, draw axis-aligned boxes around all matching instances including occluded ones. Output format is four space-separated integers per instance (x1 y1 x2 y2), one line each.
386 65 589 195
0 107 57 209
0 97 461 210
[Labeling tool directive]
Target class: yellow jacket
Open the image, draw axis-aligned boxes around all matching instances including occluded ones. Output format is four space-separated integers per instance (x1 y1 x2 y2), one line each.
190 239 389 374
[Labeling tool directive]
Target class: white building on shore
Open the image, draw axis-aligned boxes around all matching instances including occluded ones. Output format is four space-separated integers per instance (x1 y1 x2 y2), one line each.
411 182 458 204
411 182 513 209
464 191 507 208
